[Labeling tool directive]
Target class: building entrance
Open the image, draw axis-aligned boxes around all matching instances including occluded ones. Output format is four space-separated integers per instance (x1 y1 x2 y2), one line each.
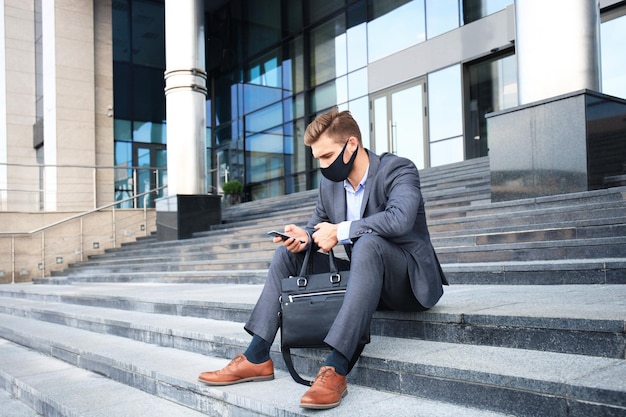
370 78 428 169
133 143 166 208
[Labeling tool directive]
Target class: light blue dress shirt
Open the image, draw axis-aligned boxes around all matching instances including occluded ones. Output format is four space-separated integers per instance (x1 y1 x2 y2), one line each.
336 167 369 244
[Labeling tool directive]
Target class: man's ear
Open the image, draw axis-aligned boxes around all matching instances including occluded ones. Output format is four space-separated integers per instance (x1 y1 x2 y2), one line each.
347 136 358 151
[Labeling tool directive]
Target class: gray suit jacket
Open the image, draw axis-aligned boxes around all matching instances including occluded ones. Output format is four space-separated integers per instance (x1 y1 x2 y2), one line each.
305 150 447 309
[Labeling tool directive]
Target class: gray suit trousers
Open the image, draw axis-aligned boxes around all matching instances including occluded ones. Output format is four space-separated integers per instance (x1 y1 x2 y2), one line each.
245 234 426 361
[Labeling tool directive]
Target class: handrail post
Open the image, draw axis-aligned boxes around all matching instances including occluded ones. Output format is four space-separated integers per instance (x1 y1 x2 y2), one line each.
93 166 97 209
11 236 15 284
80 217 84 262
143 194 148 236
41 231 45 278
133 168 138 208
112 205 117 248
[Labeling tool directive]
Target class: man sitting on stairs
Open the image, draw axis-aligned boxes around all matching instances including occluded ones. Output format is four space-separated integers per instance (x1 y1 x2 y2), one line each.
198 107 448 409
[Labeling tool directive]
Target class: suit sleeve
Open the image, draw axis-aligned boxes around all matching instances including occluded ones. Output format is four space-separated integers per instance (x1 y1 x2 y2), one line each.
349 157 422 241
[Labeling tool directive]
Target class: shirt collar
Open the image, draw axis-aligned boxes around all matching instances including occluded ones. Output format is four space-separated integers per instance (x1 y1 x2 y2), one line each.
343 165 369 193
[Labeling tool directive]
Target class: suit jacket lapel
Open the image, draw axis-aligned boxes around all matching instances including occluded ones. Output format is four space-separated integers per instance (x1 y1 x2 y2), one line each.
360 150 380 218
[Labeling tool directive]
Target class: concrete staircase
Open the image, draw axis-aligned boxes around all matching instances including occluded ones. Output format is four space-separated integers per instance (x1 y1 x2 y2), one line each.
1 157 625 416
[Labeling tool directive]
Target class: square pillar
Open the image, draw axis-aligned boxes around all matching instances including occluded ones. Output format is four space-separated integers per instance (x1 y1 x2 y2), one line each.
156 194 221 241
487 89 626 202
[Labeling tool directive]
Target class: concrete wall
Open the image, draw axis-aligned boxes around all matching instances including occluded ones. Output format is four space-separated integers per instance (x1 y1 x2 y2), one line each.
0 209 156 283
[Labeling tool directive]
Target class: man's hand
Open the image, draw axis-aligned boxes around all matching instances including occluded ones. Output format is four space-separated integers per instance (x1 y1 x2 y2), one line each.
273 224 307 253
313 222 338 252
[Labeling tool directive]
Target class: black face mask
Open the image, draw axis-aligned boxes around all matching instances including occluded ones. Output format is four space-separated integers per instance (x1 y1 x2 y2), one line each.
320 141 358 182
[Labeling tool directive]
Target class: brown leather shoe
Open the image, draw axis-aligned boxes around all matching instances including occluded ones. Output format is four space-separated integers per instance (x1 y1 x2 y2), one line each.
198 354 274 386
299 366 347 409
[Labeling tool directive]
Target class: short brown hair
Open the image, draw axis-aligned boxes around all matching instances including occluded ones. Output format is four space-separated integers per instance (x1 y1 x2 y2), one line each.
304 107 362 146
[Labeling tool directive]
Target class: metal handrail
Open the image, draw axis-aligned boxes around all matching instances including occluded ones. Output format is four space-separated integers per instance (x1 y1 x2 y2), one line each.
0 185 167 237
0 185 167 283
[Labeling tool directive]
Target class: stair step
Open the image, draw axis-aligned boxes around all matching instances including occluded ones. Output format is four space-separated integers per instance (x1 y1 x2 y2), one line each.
0 319 511 417
0 284 623 417
0 339 207 417
1 282 624 359
0 387 41 417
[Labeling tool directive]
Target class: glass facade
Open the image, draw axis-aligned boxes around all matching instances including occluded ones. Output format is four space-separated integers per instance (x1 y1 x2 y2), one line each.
112 0 167 207
111 0 624 203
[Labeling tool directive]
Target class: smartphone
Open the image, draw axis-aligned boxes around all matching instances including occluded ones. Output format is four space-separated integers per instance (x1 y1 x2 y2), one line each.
267 230 305 244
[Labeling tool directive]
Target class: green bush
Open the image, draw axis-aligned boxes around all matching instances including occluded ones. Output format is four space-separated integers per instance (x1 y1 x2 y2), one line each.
222 179 243 195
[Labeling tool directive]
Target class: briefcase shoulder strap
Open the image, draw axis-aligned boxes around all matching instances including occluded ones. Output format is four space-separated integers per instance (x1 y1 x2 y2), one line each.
281 342 366 387
282 347 313 386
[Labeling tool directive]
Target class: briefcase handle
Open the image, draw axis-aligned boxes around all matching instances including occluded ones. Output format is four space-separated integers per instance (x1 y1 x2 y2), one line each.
299 245 339 276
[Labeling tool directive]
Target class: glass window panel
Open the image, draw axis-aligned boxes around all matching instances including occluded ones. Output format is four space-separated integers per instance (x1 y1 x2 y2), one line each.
132 65 165 122
283 36 305 95
286 0 303 33
245 0 281 59
601 14 626 100
430 136 464 167
291 118 307 172
335 75 348 106
392 85 425 169
243 83 282 114
250 178 284 200
348 96 371 149
426 0 460 38
114 119 132 142
308 0 344 25
246 102 283 135
246 126 284 183
335 32 348 78
373 96 388 154
462 0 512 24
114 140 132 166
467 54 517 158
132 121 166 144
428 65 462 142
285 173 307 195
347 22 368 72
310 15 346 86
114 141 133 205
112 0 130 62
131 0 165 68
310 81 342 113
368 0 425 63
348 68 368 100
113 62 131 120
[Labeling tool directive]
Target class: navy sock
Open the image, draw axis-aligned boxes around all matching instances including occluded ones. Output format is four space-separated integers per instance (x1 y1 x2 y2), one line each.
244 334 272 364
324 349 350 376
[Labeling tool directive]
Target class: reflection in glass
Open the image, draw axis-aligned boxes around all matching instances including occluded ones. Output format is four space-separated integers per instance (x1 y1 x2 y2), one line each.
392 85 425 169
347 23 367 72
462 0 512 24
426 0 460 38
373 97 388 155
131 0 165 68
467 54 517 158
348 68 368 100
428 65 463 142
283 37 305 95
348 96 370 149
114 119 132 142
310 15 346 86
368 0 425 63
246 102 282 134
601 14 626 100
247 126 284 183
431 136 463 167
311 80 346 113
133 121 166 144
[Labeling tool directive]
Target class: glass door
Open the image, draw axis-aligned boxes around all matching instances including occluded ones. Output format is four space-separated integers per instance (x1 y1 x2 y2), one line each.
133 143 166 208
370 78 428 169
